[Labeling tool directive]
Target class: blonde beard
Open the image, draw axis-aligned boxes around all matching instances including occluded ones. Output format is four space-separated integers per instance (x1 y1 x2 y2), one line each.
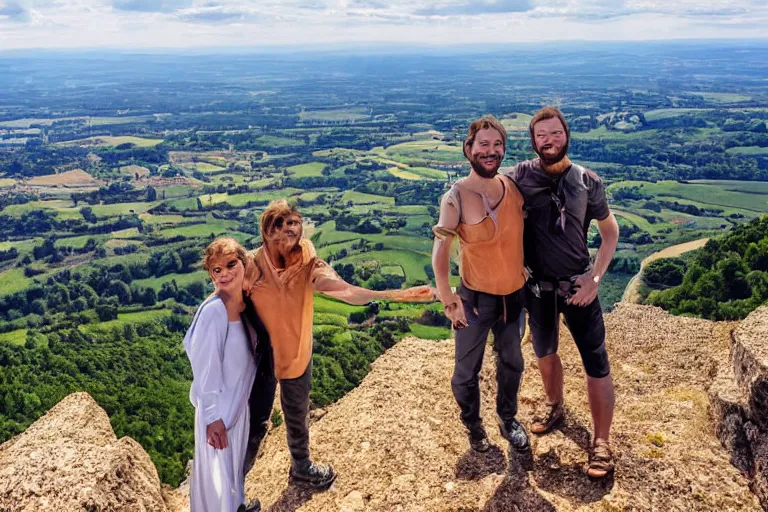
540 155 572 175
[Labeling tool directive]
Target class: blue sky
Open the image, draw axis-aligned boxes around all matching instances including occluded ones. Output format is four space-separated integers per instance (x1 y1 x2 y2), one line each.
0 0 767 50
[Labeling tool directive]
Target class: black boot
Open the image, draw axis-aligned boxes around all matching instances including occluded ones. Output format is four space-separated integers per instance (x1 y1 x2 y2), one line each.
238 498 261 512
468 425 490 453
499 418 530 452
288 458 337 489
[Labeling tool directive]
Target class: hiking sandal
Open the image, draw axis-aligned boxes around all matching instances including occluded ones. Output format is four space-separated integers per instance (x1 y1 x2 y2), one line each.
587 438 614 479
530 401 565 435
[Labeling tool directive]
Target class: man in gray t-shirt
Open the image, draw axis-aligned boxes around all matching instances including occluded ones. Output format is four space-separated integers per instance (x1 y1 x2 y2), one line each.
503 106 620 479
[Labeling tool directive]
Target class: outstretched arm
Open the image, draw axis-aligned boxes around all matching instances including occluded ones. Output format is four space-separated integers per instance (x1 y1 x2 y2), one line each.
312 261 435 305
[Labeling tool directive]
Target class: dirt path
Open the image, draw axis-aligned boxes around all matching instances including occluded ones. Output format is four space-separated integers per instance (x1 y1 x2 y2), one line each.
621 238 709 304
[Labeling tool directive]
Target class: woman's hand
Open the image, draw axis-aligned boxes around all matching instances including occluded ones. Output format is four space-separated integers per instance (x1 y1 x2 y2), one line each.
206 419 228 450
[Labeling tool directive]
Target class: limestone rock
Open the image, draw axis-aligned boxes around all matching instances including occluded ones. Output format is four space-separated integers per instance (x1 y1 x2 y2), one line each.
0 392 173 512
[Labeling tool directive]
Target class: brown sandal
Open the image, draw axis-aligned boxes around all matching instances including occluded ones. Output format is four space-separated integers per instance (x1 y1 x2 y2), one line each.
587 438 614 478
531 401 565 435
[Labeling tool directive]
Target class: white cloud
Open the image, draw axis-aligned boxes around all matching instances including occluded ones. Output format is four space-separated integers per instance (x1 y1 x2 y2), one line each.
0 0 766 49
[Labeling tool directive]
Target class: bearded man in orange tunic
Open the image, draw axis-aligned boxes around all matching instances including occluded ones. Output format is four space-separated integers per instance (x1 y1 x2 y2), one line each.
243 199 435 490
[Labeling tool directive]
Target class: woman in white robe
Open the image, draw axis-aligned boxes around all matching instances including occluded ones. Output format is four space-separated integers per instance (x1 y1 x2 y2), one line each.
184 238 258 512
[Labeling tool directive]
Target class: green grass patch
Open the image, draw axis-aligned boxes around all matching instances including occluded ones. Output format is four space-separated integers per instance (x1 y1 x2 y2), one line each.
314 313 348 327
157 220 240 239
81 309 173 333
134 270 209 290
287 162 327 177
608 180 768 212
0 178 15 187
56 136 163 148
407 167 448 179
339 250 430 283
255 135 305 148
139 214 185 225
55 234 108 249
611 209 655 232
91 202 160 217
501 113 533 131
341 191 395 205
0 238 40 255
299 108 369 122
573 126 659 140
643 108 708 122
0 267 33 296
725 146 768 156
686 92 751 103
0 329 28 345
408 323 451 340
388 168 422 180
313 295 364 317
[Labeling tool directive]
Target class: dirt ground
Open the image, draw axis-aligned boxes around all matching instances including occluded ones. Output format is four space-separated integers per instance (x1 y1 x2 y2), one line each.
232 304 759 512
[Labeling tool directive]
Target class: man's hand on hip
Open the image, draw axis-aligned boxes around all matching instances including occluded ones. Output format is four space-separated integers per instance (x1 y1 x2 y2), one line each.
567 272 599 307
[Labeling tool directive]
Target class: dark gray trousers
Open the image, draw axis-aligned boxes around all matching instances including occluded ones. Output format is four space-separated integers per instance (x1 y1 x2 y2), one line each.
451 289 525 432
279 361 313 462
244 348 312 474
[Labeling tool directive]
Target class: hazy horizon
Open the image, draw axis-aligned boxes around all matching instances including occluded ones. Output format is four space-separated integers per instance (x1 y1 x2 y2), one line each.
1 0 767 50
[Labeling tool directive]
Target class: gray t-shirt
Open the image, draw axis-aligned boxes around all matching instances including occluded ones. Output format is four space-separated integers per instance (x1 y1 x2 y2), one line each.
505 160 610 279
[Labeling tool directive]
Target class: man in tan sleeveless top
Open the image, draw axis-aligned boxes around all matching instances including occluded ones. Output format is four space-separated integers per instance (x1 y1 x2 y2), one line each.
432 115 529 455
244 199 435 492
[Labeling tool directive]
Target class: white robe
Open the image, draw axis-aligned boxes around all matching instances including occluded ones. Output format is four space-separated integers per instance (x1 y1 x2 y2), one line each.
184 296 257 512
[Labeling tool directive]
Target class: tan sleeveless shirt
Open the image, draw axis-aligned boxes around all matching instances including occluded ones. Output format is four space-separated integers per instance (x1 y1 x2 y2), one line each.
436 175 526 296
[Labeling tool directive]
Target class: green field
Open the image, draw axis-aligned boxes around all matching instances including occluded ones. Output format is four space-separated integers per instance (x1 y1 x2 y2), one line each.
608 180 768 212
643 108 708 121
255 135 305 148
388 168 422 180
55 234 109 249
0 115 154 128
56 136 164 148
157 220 240 239
574 126 660 140
687 92 751 103
134 270 209 290
408 323 451 340
688 180 768 193
287 162 327 177
314 295 365 317
0 329 28 346
81 309 173 333
0 238 40 255
725 146 768 155
299 108 369 122
0 268 33 296
380 140 464 164
501 113 533 131
339 250 430 284
0 178 15 187
341 191 395 205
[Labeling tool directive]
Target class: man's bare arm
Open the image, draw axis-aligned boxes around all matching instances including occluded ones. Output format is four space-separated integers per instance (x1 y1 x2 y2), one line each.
592 212 620 281
567 211 619 307
432 193 460 304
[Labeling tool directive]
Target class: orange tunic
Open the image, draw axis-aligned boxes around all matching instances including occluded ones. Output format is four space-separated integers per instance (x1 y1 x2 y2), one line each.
248 239 336 380
437 176 526 296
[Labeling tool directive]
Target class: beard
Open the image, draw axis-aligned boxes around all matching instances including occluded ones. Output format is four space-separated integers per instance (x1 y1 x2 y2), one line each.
469 154 502 178
535 141 569 166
